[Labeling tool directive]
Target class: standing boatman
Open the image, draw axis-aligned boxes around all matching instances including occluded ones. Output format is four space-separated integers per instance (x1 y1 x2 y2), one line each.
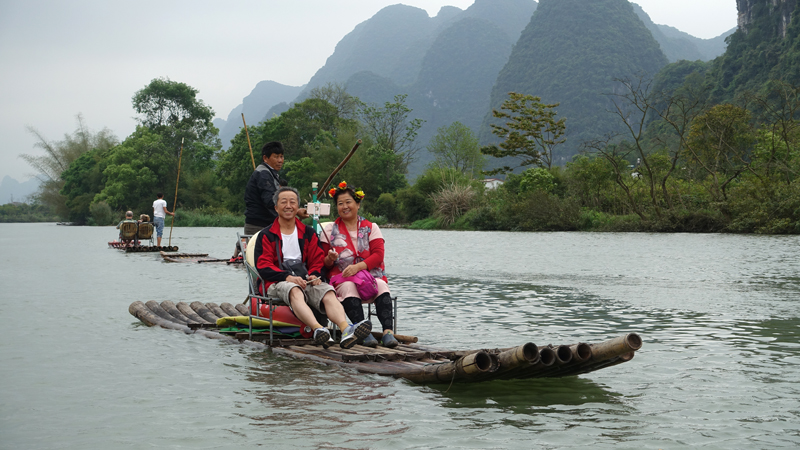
152 192 174 247
231 141 306 261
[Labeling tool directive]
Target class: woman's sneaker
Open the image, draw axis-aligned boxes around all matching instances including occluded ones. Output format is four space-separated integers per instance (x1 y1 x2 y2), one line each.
313 327 331 346
381 332 399 348
361 333 379 348
340 320 372 349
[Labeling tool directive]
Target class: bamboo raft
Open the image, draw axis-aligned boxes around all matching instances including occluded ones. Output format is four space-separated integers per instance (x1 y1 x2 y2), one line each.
108 241 179 252
129 300 642 384
160 251 240 264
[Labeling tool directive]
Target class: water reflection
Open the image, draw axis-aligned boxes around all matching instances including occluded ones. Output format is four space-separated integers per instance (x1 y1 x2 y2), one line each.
429 377 624 411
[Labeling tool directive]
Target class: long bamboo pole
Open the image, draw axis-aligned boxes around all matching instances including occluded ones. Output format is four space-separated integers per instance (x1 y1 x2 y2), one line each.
242 113 255 169
168 137 184 247
320 139 362 196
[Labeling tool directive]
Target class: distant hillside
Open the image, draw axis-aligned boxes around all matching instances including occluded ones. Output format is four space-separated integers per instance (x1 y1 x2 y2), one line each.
303 5 441 92
705 0 800 100
315 0 537 177
303 0 537 100
658 25 735 61
403 16 518 174
216 80 304 149
483 0 668 166
0 176 40 204
631 3 734 62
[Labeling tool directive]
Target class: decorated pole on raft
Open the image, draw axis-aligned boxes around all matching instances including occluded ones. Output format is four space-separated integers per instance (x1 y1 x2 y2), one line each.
242 113 256 169
319 139 362 196
311 182 320 233
168 137 184 247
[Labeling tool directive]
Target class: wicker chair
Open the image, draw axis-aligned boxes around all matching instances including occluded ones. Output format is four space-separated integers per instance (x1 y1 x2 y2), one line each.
119 221 138 246
137 222 154 246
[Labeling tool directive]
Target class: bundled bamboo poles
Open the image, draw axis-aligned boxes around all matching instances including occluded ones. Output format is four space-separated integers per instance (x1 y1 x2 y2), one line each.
128 300 643 383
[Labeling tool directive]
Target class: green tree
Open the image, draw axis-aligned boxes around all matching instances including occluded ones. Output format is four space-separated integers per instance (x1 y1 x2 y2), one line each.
93 126 171 213
216 116 287 212
359 94 424 169
132 78 215 139
131 78 221 175
21 114 118 219
685 104 755 201
519 168 556 194
427 122 485 178
60 147 113 223
308 82 360 120
481 92 566 175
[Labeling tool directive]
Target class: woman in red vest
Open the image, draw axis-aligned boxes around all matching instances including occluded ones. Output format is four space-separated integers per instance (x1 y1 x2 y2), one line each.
320 182 398 348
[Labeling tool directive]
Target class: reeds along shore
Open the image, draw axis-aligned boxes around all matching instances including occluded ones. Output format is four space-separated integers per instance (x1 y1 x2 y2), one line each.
129 300 642 384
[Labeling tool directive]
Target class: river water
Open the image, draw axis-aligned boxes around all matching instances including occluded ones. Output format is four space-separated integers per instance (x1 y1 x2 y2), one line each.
1 223 799 449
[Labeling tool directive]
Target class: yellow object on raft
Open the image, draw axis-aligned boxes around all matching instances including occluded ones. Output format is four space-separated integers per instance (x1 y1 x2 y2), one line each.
215 316 298 328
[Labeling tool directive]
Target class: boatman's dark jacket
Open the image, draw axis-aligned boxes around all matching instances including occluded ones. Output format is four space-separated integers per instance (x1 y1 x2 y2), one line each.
244 162 281 227
253 218 326 292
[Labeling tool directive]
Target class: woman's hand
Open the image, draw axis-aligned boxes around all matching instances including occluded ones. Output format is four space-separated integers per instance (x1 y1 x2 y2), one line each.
342 262 366 278
324 250 338 267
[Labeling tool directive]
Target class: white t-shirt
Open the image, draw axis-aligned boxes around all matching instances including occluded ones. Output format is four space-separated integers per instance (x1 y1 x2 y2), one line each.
153 199 167 218
281 227 302 260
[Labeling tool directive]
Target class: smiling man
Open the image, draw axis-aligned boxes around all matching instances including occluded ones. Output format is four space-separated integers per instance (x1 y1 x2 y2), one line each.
252 187 372 348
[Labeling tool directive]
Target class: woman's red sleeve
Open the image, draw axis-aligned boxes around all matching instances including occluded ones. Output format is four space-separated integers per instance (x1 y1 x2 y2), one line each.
363 238 385 270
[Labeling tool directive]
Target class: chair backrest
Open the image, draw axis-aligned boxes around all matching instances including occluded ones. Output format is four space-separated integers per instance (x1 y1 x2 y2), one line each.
245 231 261 268
137 222 154 239
119 221 138 239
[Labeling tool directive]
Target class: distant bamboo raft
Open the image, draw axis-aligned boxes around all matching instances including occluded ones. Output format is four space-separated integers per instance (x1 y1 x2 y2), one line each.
160 251 237 263
129 300 642 384
108 242 178 252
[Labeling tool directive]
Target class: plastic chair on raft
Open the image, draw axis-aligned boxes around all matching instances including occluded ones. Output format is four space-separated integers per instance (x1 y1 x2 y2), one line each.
239 232 327 346
118 221 138 247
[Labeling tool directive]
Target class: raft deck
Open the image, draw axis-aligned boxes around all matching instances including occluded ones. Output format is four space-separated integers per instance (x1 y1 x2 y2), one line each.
129 300 642 384
160 251 240 264
108 242 178 252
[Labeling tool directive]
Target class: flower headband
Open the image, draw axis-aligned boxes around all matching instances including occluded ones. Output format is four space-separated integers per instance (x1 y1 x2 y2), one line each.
328 181 365 200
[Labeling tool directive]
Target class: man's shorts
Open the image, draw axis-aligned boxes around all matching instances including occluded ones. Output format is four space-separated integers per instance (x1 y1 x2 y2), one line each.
267 281 335 313
154 217 165 237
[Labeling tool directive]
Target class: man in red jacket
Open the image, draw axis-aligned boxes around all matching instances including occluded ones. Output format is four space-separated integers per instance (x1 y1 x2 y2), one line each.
253 187 371 348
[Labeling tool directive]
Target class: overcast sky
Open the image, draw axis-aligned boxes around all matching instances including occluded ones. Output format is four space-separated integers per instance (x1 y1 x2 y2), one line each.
0 0 738 183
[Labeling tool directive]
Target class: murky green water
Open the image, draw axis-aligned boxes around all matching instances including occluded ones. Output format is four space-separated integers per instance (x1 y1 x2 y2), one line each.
1 223 799 449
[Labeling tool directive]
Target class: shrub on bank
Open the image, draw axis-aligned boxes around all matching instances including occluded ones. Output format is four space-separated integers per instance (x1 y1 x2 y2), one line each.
173 207 244 227
90 201 115 226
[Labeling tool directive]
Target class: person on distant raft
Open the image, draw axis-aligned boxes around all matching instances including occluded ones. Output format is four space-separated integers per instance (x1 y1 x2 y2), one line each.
252 187 371 349
230 141 307 262
116 210 136 229
320 182 398 348
152 192 174 247
116 210 137 238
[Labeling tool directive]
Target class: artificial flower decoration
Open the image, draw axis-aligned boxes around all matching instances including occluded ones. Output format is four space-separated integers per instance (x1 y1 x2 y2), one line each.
328 180 365 200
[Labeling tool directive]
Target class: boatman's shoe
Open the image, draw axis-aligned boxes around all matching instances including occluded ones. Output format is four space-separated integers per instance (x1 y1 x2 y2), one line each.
340 320 372 349
361 333 379 348
313 327 331 346
381 332 399 348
